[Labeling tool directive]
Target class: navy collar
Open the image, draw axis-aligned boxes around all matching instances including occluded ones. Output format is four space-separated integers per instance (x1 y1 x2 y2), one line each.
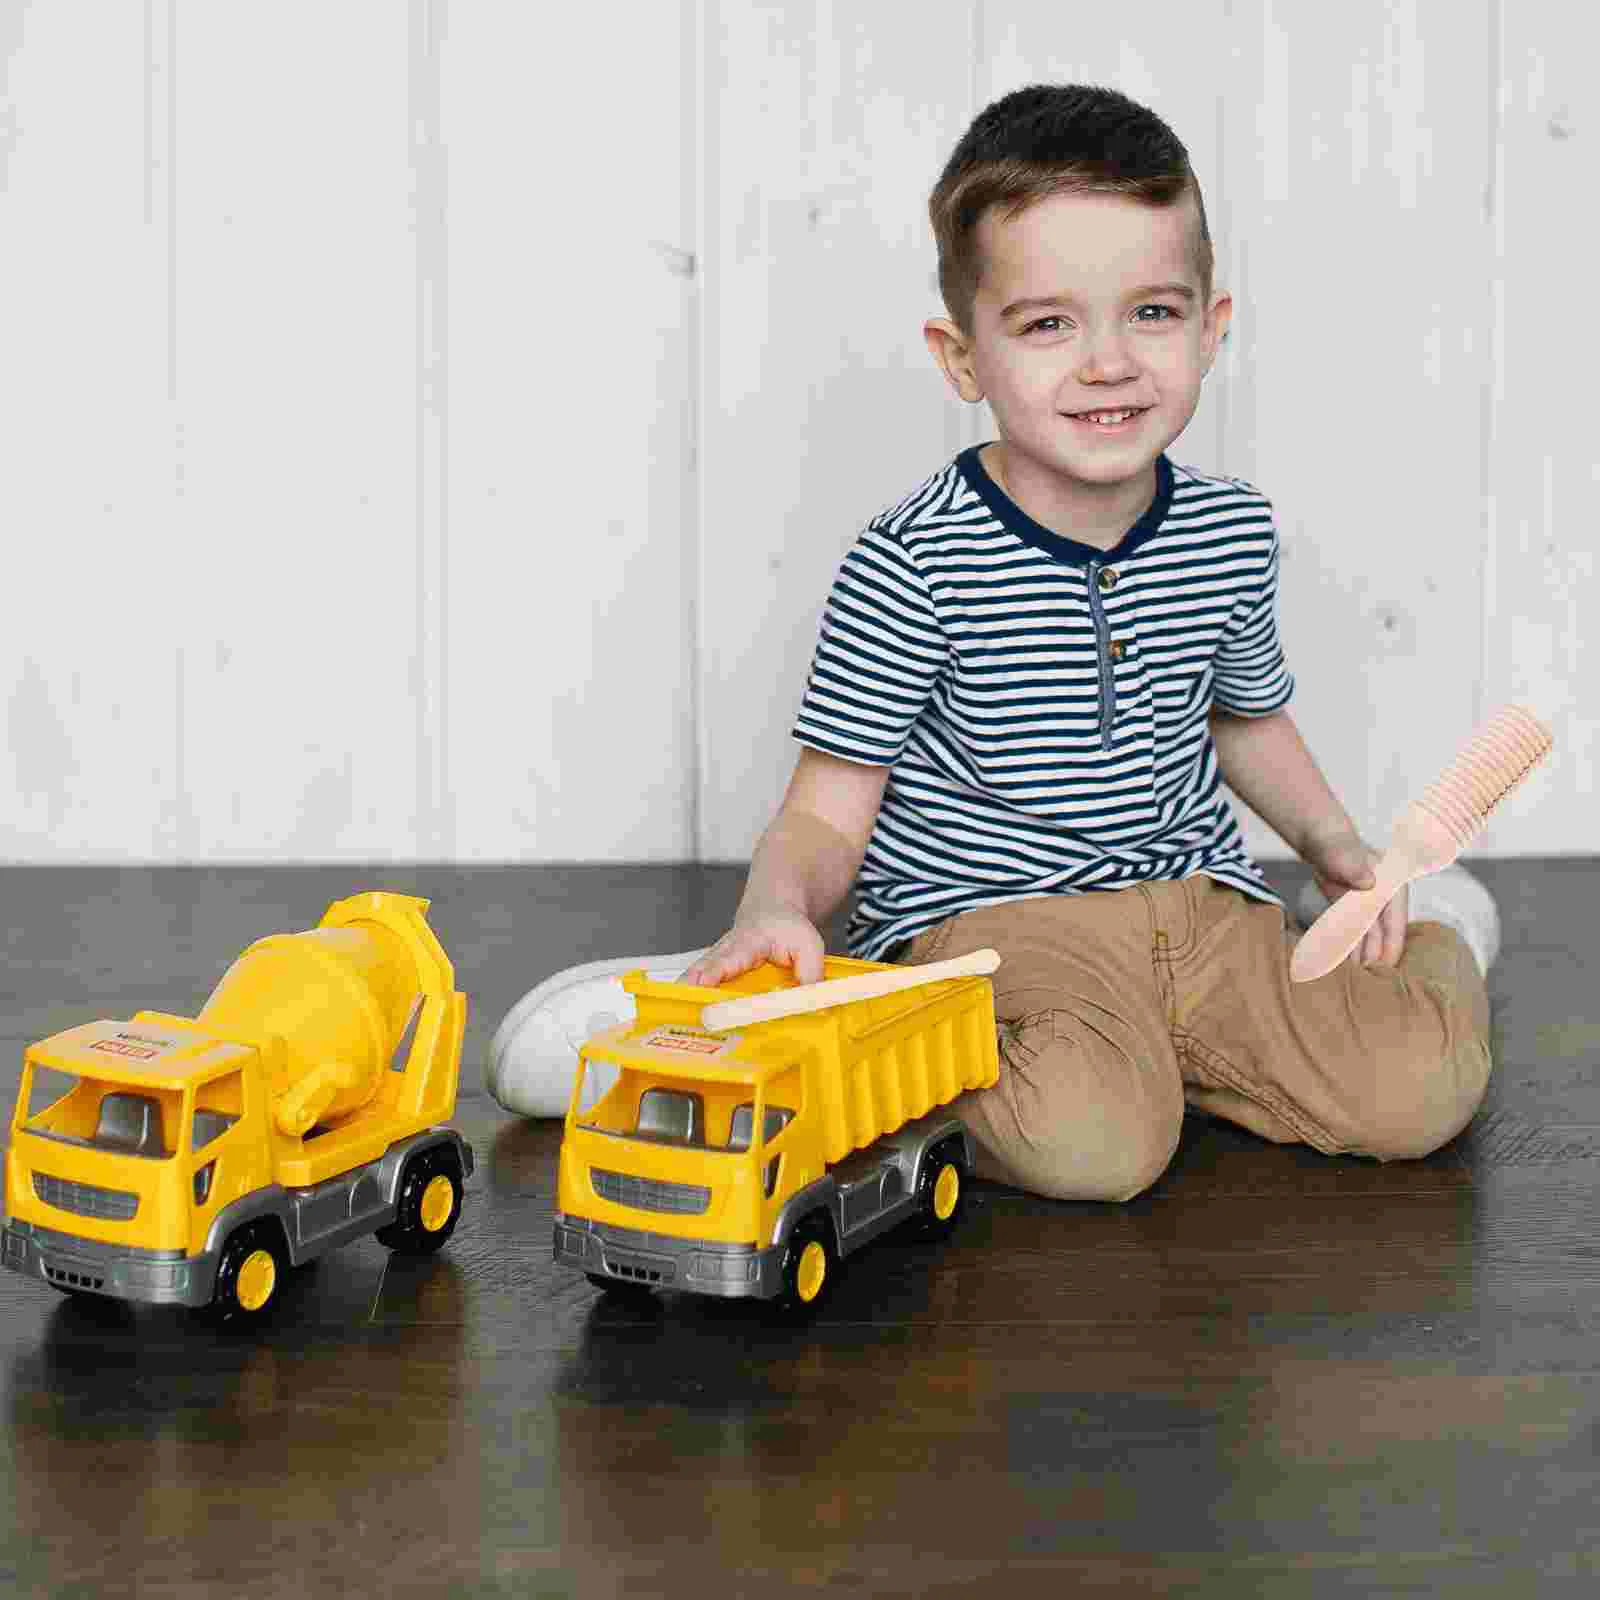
958 441 1174 567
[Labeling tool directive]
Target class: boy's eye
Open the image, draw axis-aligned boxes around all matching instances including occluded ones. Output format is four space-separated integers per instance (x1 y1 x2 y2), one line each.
1022 305 1179 335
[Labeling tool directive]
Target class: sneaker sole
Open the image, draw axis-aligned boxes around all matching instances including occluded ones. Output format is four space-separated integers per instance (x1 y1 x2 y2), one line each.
486 948 710 1116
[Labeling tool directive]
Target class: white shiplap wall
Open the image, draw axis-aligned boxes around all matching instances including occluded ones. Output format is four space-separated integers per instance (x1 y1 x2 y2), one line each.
0 0 1590 868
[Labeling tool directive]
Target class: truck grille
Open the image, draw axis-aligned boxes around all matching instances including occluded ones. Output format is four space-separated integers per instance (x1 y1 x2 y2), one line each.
591 1169 710 1215
44 1265 107 1292
33 1173 139 1222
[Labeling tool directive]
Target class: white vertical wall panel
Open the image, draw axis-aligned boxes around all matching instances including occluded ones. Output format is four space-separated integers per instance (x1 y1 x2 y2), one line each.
695 1 972 861
0 5 174 860
443 0 696 862
1221 0 1495 858
1480 2 1595 851
172 3 420 861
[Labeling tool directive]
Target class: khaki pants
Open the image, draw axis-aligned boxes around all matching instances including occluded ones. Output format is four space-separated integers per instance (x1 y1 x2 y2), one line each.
898 874 1493 1202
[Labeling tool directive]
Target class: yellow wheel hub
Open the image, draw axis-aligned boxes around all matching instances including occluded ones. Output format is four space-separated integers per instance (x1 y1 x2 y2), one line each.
796 1240 827 1303
933 1163 960 1220
236 1248 277 1312
420 1174 455 1232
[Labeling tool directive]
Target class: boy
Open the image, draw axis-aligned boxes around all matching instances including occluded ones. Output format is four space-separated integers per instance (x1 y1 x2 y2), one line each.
490 84 1497 1200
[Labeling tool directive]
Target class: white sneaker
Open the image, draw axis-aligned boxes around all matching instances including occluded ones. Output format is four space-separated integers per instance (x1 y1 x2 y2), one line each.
486 949 710 1118
1295 863 1500 978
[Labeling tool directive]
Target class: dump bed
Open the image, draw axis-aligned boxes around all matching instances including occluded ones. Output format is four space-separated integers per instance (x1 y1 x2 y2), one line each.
617 955 998 1167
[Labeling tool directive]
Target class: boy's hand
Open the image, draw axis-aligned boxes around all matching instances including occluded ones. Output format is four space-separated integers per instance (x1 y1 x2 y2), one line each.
679 903 827 987
1299 824 1409 968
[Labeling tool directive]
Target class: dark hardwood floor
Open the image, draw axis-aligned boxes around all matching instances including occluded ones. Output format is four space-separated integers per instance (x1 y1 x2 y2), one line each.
2 859 1597 1597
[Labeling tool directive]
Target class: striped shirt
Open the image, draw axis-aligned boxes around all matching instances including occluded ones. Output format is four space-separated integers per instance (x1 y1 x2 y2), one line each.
790 442 1296 961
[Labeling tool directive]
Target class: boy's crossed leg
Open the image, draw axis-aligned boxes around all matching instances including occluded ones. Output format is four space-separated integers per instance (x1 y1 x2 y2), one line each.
899 874 1494 1202
1168 874 1492 1164
901 889 1186 1202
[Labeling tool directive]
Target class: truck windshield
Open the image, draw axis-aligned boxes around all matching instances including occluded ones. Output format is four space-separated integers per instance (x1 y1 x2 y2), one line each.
572 1062 793 1152
19 1066 177 1160
631 1087 792 1150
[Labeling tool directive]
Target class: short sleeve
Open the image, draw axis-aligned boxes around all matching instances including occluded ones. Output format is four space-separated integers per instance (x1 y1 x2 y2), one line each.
1211 515 1295 716
790 526 948 765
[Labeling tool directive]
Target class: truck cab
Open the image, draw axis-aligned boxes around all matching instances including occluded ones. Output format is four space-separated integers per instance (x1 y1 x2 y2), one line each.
557 1036 810 1292
5 1026 272 1297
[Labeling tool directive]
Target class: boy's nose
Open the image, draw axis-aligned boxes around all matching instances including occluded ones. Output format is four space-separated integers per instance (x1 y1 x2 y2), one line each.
1077 339 1138 382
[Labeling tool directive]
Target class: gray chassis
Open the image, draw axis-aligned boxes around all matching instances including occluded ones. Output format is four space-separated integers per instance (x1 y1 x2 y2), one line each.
555 1110 973 1299
1 1127 474 1309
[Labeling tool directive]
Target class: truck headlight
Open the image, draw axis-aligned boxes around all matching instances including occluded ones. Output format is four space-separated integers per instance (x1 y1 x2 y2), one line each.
690 1253 755 1284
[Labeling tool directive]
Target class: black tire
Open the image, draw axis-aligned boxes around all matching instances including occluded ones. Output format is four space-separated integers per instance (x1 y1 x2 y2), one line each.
773 1212 838 1318
377 1145 464 1254
202 1222 288 1327
913 1137 968 1240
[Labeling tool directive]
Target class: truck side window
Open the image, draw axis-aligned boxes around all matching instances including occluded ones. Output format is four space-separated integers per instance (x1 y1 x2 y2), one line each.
726 1103 794 1152
192 1109 238 1151
93 1093 166 1157
635 1088 704 1146
192 1070 245 1152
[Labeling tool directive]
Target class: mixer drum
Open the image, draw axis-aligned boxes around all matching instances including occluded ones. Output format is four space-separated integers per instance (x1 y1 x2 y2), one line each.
198 920 419 1131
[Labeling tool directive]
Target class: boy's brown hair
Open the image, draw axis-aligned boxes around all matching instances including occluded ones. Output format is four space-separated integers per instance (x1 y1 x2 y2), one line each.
928 83 1214 341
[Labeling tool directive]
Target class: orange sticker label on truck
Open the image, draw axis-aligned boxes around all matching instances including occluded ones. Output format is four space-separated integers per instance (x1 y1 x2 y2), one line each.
636 1026 742 1058
88 1031 174 1061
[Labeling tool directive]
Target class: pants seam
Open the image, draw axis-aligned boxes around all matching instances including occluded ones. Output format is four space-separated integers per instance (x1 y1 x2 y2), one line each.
1179 1030 1344 1155
1157 877 1342 1156
1136 880 1197 963
1147 887 1181 1049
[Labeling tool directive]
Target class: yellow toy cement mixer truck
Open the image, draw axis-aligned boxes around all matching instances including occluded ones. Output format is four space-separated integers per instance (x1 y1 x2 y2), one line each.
554 949 1000 1314
2 891 471 1325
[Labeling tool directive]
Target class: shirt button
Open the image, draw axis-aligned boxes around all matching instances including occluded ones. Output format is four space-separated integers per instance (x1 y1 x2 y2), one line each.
1109 639 1127 661
1097 567 1119 592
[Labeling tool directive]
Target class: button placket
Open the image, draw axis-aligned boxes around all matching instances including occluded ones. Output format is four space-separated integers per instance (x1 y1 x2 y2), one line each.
1085 560 1118 752
1100 568 1129 663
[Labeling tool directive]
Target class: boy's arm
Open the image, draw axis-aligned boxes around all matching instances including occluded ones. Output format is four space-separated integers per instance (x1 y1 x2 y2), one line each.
737 747 890 927
1208 705 1359 857
682 748 888 987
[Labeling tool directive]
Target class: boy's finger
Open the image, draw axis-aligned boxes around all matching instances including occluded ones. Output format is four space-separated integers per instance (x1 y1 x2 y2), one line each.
688 951 734 984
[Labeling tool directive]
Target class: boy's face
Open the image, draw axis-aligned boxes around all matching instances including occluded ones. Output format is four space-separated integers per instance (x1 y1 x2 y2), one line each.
924 190 1232 500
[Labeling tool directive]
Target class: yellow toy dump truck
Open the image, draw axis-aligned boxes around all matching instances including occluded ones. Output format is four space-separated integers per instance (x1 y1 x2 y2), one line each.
2 892 471 1325
554 949 999 1314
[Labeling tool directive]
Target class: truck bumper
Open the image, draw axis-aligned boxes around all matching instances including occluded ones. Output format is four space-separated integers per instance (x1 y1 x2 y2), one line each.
554 1213 785 1300
1 1219 214 1308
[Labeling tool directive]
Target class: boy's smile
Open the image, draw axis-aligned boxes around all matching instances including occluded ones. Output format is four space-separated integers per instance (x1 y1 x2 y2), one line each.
925 189 1232 549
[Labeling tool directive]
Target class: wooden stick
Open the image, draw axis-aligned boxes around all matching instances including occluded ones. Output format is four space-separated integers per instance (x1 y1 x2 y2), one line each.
699 948 1000 1031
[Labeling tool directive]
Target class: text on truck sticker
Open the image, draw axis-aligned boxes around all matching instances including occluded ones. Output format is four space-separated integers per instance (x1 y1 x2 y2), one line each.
635 1025 743 1059
89 1031 178 1062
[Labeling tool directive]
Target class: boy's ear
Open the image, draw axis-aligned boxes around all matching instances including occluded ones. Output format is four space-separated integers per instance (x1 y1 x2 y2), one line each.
924 318 985 404
1206 293 1235 364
